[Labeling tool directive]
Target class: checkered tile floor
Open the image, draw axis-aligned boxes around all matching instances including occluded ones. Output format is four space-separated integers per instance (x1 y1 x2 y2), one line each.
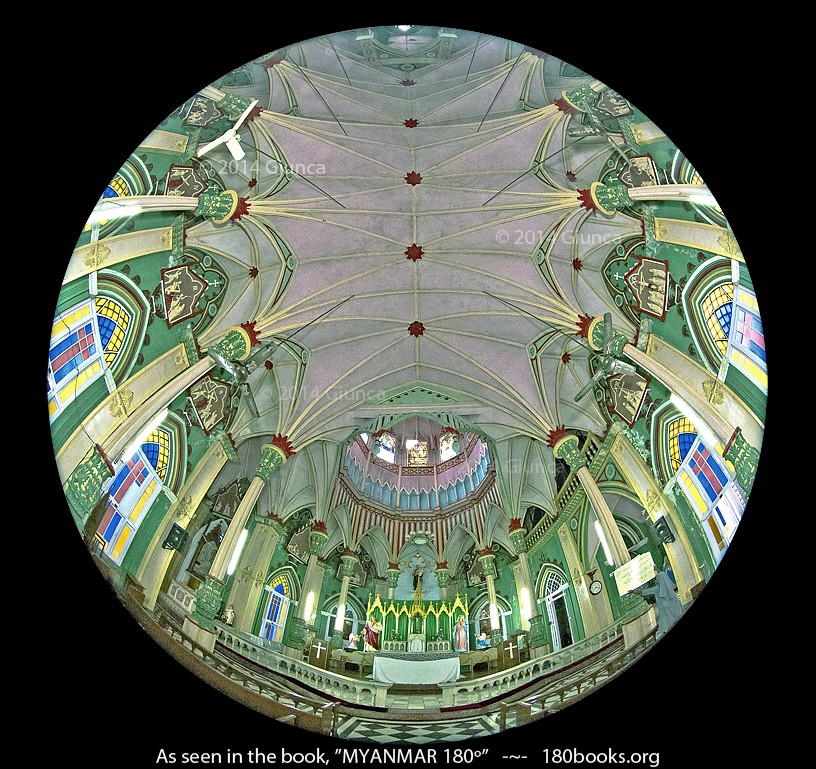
337 713 499 744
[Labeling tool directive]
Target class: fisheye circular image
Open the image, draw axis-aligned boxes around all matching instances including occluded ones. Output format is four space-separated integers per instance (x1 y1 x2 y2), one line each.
51 26 763 751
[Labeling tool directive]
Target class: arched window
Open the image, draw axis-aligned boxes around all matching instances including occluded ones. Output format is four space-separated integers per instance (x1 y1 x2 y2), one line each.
667 417 697 474
324 598 362 642
376 432 396 463
541 569 574 651
260 574 292 644
439 431 458 461
676 437 744 564
48 296 130 422
701 283 734 356
95 437 167 565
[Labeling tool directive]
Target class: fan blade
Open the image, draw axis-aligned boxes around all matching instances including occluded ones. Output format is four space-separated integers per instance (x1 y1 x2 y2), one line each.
241 340 279 371
232 99 259 132
225 135 244 161
241 382 260 418
611 360 637 377
207 348 237 378
603 312 614 355
197 134 226 157
574 368 605 402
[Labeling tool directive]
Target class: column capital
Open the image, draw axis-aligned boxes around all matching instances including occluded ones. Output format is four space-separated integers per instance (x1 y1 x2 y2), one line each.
340 547 359 577
585 315 627 357
578 182 632 216
551 432 587 473
210 325 253 363
194 190 248 224
255 443 287 483
508 518 528 555
309 521 329 556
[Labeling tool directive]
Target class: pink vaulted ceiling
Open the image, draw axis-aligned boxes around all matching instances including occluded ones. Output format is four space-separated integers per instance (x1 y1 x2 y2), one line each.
188 28 642 453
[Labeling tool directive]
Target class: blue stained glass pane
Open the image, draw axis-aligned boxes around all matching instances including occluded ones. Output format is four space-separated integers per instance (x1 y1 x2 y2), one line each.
142 442 160 470
714 304 732 335
707 454 729 488
84 323 93 336
749 340 766 362
103 512 122 541
103 186 119 198
108 465 130 496
678 432 696 461
98 317 115 348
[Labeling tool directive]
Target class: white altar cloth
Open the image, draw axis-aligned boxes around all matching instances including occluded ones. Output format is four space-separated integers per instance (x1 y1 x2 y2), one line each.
372 655 460 684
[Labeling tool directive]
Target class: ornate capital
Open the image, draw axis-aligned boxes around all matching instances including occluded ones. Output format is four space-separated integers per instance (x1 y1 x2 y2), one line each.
210 325 252 363
340 548 359 577
255 443 287 483
509 524 528 556
194 190 245 224
189 576 224 631
308 522 329 556
552 433 586 473
560 83 598 113
579 182 632 216
587 316 627 356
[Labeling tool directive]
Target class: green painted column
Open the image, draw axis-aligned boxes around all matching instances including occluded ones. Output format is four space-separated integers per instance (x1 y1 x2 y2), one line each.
184 442 288 646
552 433 630 568
477 549 502 645
329 549 358 654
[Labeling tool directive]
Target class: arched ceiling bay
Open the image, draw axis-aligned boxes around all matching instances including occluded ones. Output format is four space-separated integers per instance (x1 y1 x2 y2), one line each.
187 29 640 457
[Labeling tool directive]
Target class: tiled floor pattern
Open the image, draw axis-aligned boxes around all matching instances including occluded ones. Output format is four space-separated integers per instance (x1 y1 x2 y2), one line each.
337 712 499 744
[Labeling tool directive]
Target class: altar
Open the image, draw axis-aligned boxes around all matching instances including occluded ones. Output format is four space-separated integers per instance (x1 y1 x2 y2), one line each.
372 651 460 685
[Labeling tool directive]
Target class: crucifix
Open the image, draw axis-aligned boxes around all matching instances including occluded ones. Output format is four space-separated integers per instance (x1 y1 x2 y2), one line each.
506 641 517 661
312 641 326 660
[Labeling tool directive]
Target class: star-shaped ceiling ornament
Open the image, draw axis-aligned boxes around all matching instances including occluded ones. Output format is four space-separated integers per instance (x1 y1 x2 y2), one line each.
405 243 424 262
404 171 422 186
404 118 419 128
408 321 425 338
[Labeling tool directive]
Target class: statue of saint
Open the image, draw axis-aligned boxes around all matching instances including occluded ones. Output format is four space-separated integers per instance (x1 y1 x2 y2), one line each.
454 616 468 651
363 617 381 651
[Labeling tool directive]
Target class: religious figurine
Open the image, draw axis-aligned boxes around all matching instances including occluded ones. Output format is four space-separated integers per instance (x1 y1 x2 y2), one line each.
347 633 359 650
413 564 423 590
363 617 381 651
454 616 468 651
476 632 490 649
223 604 235 626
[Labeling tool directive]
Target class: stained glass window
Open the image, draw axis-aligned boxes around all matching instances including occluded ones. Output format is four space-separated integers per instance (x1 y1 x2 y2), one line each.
668 417 697 473
406 439 429 466
141 428 170 481
702 283 734 355
439 432 458 461
676 436 744 563
95 449 162 565
49 297 131 422
261 576 291 643
48 300 104 421
376 433 396 463
95 297 130 367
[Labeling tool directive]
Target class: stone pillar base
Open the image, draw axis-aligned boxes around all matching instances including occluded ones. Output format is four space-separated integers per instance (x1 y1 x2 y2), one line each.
622 605 656 648
182 615 217 653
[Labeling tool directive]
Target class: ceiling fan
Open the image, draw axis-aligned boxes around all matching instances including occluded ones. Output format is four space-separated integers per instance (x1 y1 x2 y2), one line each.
574 313 637 403
208 339 277 419
206 294 356 419
196 99 259 162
